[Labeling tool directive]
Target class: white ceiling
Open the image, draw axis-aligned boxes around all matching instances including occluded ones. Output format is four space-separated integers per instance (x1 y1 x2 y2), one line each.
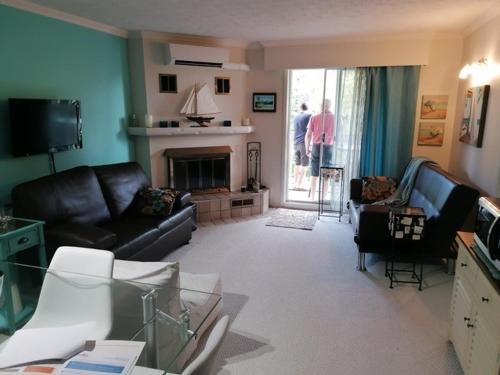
29 0 499 42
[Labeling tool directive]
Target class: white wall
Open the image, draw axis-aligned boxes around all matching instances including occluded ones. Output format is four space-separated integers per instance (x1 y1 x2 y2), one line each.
128 32 471 205
138 32 249 127
449 14 500 196
246 35 463 205
128 32 251 189
263 37 431 70
246 67 285 206
412 38 463 169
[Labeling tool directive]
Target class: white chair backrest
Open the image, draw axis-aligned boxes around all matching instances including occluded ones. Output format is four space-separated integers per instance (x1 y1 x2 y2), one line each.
23 246 115 340
182 315 230 375
49 246 114 276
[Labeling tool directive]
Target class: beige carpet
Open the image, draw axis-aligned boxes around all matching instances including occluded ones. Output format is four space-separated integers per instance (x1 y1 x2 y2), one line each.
164 211 463 375
265 208 317 230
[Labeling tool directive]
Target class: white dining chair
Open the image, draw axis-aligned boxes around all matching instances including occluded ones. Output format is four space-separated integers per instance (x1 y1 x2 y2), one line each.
133 315 230 375
178 315 230 375
23 246 115 340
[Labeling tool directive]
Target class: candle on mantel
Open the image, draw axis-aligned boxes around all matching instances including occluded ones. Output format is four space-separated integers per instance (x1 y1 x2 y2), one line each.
145 114 153 127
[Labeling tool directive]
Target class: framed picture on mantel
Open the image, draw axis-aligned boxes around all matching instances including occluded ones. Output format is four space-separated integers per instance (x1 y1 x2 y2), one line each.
253 93 276 112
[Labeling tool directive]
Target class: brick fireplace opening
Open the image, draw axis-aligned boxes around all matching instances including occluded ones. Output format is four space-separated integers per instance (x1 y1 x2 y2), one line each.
164 146 231 193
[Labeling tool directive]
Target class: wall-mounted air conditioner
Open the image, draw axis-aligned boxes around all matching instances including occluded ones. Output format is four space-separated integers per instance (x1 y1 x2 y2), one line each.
164 43 249 71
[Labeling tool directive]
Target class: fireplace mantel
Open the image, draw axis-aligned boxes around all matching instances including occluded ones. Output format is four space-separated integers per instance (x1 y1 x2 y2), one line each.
128 126 255 137
130 125 252 192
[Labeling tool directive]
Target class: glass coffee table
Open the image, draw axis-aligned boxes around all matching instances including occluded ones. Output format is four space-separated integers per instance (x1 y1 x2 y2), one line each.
0 261 221 373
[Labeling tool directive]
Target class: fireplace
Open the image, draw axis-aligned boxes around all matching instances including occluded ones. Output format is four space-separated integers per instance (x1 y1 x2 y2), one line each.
164 146 231 193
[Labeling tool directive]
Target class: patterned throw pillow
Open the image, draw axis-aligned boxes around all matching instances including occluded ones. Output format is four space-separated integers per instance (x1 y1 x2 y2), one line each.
361 176 397 203
137 187 179 216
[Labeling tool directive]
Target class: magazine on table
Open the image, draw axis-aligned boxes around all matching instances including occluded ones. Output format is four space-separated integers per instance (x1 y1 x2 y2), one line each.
0 341 145 375
58 341 145 375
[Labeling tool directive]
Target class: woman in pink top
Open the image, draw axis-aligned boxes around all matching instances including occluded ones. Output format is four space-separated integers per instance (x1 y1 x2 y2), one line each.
305 99 335 201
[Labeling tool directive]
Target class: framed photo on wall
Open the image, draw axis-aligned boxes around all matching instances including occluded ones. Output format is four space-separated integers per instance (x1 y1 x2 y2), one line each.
418 122 444 146
253 93 276 112
459 85 490 148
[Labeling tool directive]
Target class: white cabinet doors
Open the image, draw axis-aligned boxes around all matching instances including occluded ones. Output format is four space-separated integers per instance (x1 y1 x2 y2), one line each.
468 314 500 375
450 277 473 366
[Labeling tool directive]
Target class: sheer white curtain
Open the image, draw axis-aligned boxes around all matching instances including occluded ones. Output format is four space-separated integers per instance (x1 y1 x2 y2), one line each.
329 68 366 212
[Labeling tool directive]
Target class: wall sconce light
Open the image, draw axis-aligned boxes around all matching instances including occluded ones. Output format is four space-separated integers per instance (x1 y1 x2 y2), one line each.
458 58 490 80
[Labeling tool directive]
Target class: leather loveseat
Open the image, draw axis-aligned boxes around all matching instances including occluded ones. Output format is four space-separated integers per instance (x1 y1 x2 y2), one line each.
348 163 479 271
12 162 196 262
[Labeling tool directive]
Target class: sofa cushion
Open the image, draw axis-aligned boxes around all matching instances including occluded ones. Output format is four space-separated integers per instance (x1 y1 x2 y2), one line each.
361 176 397 203
409 164 479 254
46 223 117 250
100 220 160 260
93 162 150 219
107 208 193 238
136 187 179 216
12 166 111 226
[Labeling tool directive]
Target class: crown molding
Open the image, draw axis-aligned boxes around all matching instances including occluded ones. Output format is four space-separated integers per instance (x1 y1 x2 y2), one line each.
140 31 249 48
462 3 500 37
0 0 128 38
259 31 462 47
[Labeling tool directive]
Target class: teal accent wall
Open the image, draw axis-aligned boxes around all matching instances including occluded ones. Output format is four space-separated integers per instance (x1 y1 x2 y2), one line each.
0 5 132 205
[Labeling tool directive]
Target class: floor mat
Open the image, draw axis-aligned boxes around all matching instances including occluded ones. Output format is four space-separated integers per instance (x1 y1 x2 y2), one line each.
265 208 317 230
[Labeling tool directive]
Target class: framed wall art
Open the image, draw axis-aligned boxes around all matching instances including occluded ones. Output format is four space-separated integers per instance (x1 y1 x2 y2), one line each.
420 95 448 119
417 122 444 146
459 85 490 148
253 93 276 112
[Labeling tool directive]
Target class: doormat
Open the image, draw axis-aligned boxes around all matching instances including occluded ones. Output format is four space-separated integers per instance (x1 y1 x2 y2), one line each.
266 208 316 230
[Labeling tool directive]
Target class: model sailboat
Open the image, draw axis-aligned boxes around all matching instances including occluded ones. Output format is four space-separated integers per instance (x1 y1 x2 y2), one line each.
180 84 220 127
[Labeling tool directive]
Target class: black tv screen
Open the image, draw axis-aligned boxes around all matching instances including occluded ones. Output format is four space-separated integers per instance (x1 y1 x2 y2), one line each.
9 98 82 157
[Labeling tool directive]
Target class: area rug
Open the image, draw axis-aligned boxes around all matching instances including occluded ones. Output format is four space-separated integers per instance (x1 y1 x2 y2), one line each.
265 208 317 230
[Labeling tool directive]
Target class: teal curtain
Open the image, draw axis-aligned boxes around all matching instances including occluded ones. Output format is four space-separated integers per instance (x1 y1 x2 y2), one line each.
359 66 420 177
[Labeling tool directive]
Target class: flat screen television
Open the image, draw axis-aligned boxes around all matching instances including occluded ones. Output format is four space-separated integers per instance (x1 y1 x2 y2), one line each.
9 98 82 157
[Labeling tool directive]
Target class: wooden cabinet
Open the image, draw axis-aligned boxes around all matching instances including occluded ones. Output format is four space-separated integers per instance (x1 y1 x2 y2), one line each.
449 233 500 375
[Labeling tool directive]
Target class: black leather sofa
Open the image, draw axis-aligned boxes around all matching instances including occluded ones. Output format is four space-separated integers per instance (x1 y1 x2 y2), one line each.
12 162 196 261
348 163 479 271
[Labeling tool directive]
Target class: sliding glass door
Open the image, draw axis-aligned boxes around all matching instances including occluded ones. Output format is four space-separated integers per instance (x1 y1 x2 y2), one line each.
284 68 363 213
284 69 338 207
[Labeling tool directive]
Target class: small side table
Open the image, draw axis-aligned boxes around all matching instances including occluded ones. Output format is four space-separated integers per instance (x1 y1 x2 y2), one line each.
318 164 345 222
385 207 426 291
0 218 47 334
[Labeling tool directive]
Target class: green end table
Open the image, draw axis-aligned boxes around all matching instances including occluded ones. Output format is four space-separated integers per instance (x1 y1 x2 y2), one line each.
0 218 47 334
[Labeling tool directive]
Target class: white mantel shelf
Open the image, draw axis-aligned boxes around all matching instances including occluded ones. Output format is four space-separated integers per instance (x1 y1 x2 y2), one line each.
128 126 255 137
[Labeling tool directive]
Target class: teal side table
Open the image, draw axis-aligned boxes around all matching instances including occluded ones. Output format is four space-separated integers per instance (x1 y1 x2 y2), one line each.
0 218 47 334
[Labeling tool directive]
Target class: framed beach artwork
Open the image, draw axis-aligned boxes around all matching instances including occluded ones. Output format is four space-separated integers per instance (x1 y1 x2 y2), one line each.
459 85 490 148
420 95 448 119
418 122 444 146
253 93 276 112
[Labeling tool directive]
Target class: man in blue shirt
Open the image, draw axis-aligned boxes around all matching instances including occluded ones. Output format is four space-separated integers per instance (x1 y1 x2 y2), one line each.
293 103 311 190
